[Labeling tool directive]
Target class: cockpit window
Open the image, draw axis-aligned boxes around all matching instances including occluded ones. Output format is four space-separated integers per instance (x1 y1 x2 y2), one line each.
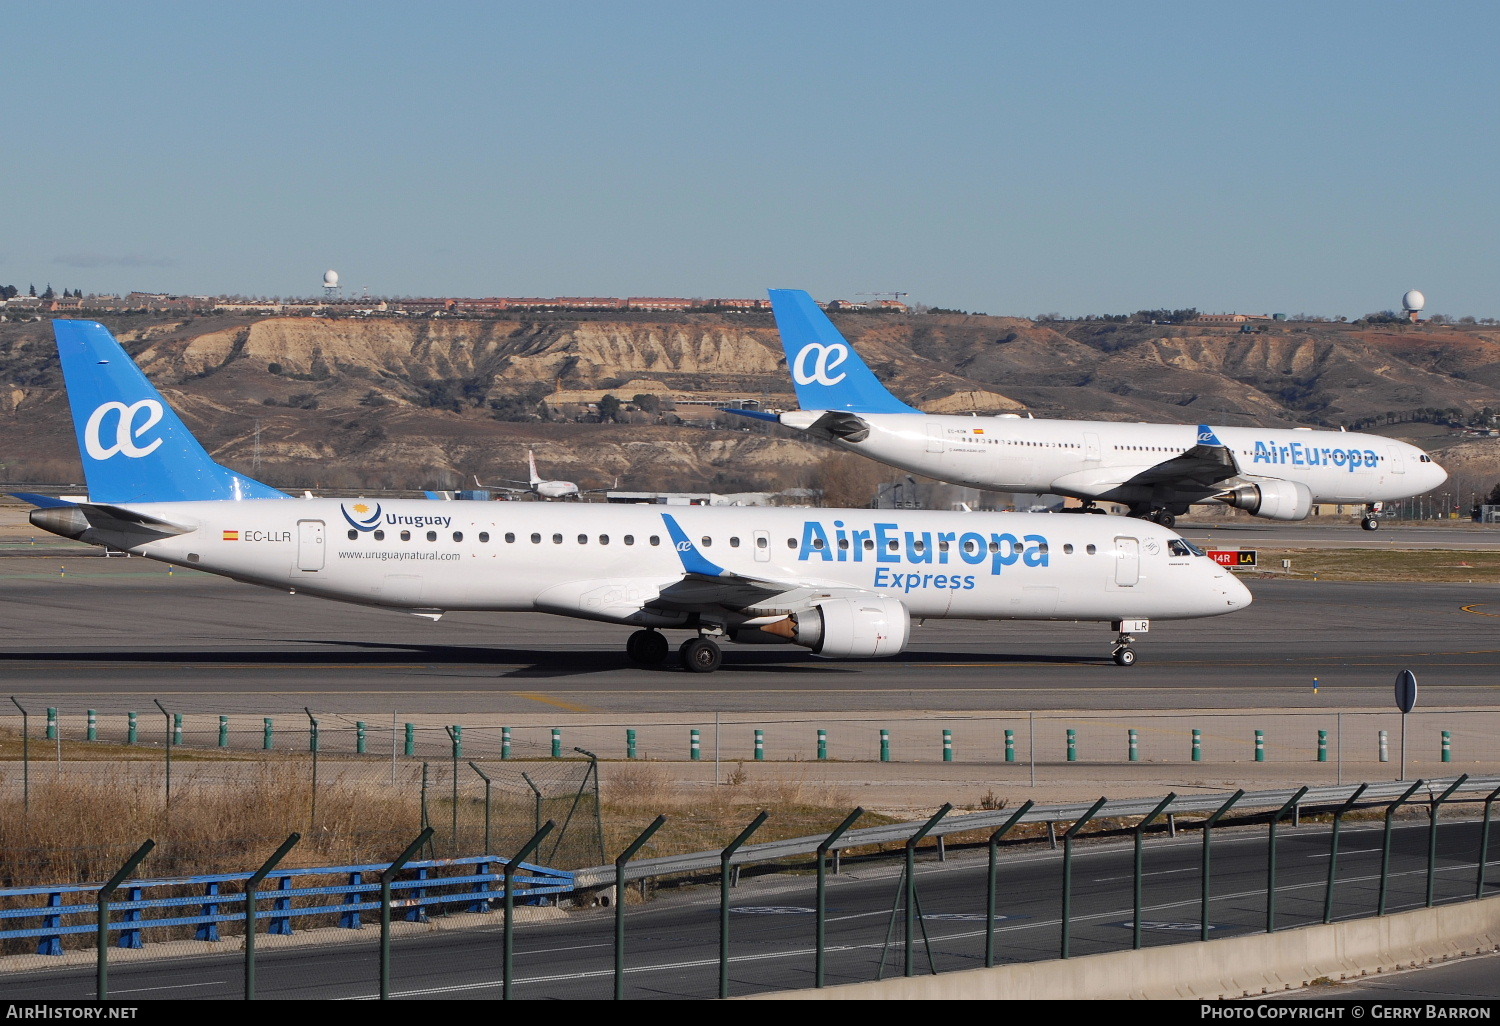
1168 538 1206 557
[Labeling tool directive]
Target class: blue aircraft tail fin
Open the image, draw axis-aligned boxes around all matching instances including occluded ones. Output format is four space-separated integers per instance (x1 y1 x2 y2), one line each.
52 320 289 503
767 290 921 414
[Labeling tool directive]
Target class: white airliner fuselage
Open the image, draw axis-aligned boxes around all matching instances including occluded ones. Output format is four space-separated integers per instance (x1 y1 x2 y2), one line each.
761 289 1448 530
786 411 1446 517
33 499 1248 625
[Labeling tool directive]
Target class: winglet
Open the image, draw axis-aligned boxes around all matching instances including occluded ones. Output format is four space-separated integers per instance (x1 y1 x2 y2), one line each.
52 320 289 503
1196 424 1226 447
661 513 729 577
768 290 921 414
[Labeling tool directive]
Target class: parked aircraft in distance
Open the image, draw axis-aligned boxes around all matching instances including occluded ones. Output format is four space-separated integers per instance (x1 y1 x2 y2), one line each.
476 450 612 500
742 290 1447 530
17 321 1251 670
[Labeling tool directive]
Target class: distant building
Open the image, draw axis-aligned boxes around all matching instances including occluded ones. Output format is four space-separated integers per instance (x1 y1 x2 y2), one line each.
707 298 772 310
625 297 694 311
1194 313 1273 324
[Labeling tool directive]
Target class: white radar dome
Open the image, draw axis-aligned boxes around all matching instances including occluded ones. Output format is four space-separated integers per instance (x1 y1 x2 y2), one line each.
323 269 340 287
1402 289 1425 312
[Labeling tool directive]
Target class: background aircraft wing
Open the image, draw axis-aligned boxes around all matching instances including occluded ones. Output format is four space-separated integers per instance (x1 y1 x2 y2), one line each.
1126 440 1239 489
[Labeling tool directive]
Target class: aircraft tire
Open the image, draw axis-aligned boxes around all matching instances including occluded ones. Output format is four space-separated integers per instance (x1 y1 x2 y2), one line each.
680 637 723 674
1362 517 1379 531
1113 648 1137 667
627 629 669 664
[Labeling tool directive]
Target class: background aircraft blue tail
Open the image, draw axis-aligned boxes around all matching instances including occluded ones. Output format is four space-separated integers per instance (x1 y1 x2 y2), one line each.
768 290 921 414
53 320 289 503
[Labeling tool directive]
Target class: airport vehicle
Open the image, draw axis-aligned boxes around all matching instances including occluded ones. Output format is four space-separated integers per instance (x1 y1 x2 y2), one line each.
18 321 1251 671
746 290 1447 530
476 450 610 500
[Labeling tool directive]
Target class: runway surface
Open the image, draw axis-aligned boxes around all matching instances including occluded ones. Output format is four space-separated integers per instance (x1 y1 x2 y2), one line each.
2 548 1496 718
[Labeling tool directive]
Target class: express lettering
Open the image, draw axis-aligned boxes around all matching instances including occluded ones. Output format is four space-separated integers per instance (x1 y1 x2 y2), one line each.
873 568 978 592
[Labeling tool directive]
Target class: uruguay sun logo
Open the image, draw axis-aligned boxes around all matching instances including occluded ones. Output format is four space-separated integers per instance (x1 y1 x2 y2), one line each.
341 501 383 531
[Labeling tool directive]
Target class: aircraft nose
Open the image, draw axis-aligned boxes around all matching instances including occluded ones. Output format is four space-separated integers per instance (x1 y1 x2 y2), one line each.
1219 570 1253 612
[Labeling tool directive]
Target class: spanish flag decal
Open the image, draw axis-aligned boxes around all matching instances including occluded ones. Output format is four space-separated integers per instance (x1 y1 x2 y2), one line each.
223 530 240 541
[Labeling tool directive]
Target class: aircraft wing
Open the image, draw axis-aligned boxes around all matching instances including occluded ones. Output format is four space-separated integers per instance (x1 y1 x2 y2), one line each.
651 512 875 615
1052 424 1240 501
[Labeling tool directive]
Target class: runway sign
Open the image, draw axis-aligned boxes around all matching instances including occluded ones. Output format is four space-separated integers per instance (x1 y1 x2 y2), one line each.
1208 549 1257 567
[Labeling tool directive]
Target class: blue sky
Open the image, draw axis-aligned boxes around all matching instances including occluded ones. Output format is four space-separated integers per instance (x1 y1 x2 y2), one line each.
5 1 1496 318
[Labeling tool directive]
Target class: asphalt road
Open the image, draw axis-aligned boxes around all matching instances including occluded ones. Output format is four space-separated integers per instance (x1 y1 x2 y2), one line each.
0 553 1496 717
0 819 1492 1000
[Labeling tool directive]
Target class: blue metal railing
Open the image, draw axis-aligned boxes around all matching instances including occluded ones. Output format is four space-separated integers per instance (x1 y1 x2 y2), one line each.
0 855 574 955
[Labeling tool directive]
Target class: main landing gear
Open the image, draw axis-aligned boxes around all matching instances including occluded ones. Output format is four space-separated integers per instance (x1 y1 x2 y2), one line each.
625 628 723 673
1128 507 1177 528
625 628 669 665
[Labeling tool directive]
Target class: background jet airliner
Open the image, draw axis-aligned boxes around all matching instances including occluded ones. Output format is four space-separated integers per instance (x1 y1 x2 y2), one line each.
18 321 1249 670
476 450 612 500
747 290 1447 530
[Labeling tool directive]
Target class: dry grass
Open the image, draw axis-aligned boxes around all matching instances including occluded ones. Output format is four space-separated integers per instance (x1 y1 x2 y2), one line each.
598 760 882 865
1252 548 1500 582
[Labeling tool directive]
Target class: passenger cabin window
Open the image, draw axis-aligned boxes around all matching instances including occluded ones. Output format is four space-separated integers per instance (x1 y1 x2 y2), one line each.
426 530 437 542
531 533 541 544
552 533 563 544
757 537 769 549
374 530 385 541
730 537 740 548
452 531 463 542
650 536 661 546
347 529 358 540
400 530 411 542
578 534 588 544
701 536 712 547
624 535 635 545
1063 543 1074 554
599 535 609 545
1086 544 1096 554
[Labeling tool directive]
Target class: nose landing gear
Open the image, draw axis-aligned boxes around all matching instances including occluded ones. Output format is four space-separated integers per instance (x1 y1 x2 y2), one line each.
1360 503 1382 531
1110 619 1147 666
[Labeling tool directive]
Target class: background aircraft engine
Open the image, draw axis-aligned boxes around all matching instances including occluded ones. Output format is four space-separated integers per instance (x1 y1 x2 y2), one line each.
790 596 912 659
1216 477 1314 521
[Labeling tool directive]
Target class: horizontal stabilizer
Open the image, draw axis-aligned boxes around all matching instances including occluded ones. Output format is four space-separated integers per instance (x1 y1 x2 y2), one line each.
10 492 79 509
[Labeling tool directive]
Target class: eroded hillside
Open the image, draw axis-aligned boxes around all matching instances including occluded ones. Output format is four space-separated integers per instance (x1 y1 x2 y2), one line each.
0 312 1495 494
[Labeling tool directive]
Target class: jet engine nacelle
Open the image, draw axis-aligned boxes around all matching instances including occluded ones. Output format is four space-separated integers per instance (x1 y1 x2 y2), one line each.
1216 477 1314 521
791 595 911 659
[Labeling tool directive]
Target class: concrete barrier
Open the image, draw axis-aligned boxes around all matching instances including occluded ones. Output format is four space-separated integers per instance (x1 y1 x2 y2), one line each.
747 896 1500 1000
